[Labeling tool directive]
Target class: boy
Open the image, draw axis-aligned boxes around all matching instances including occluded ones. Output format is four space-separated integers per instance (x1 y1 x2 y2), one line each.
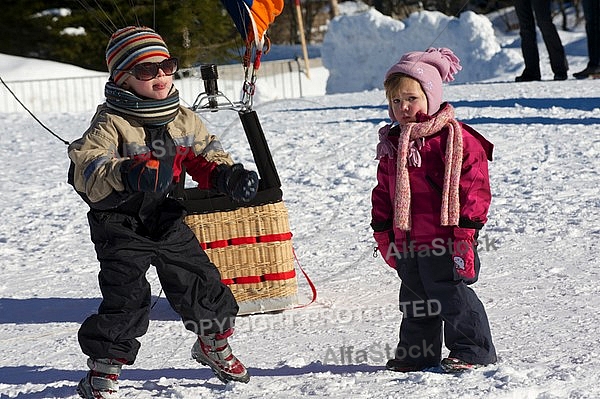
69 26 257 398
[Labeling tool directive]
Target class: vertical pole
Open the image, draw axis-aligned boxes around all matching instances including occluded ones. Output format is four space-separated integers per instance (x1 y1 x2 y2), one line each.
238 110 281 190
295 0 311 79
329 0 339 18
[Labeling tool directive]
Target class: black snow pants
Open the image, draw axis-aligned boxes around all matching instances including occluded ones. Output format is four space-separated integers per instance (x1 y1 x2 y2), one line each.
515 0 568 76
394 249 497 367
78 204 239 364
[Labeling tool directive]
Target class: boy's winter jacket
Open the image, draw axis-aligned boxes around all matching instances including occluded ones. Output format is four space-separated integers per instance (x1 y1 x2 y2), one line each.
371 105 493 264
68 104 233 221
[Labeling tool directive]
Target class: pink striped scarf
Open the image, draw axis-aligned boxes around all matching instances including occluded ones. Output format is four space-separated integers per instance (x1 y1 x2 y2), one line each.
394 104 463 230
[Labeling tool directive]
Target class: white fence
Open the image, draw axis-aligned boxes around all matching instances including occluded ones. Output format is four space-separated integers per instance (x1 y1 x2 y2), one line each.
1 58 320 114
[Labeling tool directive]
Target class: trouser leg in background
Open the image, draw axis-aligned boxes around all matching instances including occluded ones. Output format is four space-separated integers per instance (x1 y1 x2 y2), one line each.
531 0 568 74
515 0 542 77
583 0 600 67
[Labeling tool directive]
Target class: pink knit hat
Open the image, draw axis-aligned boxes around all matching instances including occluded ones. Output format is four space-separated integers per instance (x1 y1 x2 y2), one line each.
385 47 461 116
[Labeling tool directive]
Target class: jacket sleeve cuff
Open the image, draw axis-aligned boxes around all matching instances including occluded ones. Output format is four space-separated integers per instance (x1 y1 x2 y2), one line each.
458 216 484 230
370 219 393 232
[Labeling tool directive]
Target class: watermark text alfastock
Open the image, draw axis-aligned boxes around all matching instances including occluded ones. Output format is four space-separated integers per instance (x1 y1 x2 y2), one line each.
322 340 435 365
382 234 499 261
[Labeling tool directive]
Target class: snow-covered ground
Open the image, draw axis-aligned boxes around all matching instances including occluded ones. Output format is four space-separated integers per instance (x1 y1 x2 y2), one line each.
1 3 600 399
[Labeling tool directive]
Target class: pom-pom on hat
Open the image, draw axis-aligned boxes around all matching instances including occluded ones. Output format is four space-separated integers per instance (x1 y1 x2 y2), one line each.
385 47 462 116
106 26 170 86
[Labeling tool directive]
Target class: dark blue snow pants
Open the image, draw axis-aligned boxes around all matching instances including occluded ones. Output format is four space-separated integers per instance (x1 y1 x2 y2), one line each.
394 249 497 367
78 206 239 364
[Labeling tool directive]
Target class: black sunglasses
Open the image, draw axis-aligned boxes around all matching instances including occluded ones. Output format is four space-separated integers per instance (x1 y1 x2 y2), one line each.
119 57 179 81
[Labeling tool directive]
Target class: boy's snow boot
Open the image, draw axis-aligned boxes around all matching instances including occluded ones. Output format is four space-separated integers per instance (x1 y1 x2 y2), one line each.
191 328 250 383
77 358 125 399
440 357 482 373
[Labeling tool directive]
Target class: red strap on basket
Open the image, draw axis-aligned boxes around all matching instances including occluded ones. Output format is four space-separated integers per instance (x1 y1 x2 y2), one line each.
210 239 229 248
290 248 318 309
222 269 297 285
258 232 293 242
230 237 257 245
201 232 293 249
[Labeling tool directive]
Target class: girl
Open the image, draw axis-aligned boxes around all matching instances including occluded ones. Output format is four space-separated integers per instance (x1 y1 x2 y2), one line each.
371 48 497 373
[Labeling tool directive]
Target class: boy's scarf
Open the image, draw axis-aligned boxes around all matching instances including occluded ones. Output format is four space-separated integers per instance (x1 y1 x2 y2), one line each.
395 103 463 230
104 82 180 126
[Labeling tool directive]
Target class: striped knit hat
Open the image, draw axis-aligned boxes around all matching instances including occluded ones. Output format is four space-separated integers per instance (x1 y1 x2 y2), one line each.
106 26 170 86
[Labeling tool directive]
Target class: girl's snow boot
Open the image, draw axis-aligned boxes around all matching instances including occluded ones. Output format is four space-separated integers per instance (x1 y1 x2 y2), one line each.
441 357 481 373
385 358 438 372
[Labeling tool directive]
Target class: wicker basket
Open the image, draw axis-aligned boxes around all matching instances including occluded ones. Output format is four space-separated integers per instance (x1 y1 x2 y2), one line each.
181 109 298 314
184 200 298 314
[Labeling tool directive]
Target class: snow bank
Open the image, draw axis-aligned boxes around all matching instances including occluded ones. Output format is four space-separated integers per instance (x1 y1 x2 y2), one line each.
322 7 517 93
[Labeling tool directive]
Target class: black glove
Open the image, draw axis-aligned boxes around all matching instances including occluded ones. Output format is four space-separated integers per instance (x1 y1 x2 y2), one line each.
122 159 173 193
213 163 259 202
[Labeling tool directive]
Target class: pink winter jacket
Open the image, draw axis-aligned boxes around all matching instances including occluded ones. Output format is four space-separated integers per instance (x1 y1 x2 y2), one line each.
371 115 493 262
